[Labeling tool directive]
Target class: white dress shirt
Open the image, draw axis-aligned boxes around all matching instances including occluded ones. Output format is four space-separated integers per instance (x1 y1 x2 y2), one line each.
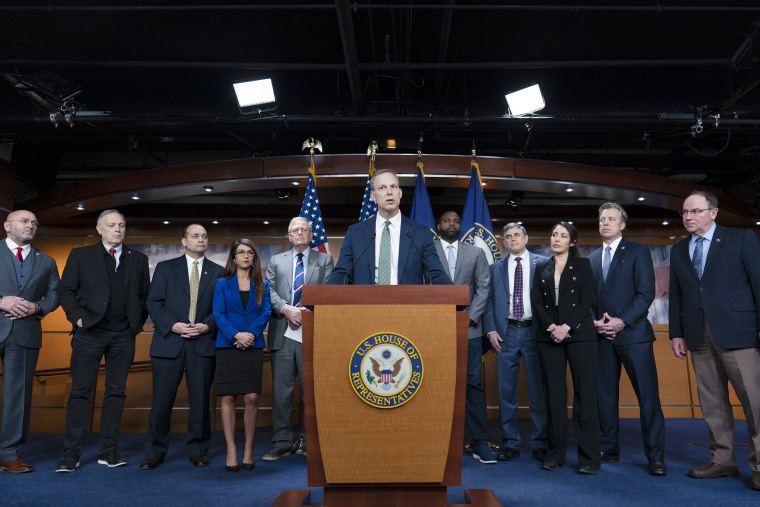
185 254 204 280
508 252 533 320
5 237 31 261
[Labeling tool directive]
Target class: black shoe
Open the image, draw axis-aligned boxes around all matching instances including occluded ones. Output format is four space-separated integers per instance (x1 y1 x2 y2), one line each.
541 460 560 471
600 451 620 463
140 458 163 470
532 448 547 461
98 450 127 468
579 464 600 475
262 447 292 462
496 447 520 461
242 462 255 470
649 459 667 476
226 464 239 472
190 455 208 467
55 457 80 473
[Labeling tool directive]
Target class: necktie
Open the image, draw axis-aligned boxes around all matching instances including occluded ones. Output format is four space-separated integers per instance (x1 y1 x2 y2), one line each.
109 248 117 270
16 247 23 262
447 244 456 280
692 237 705 279
602 245 611 282
189 260 199 323
378 221 391 285
293 253 304 307
513 256 524 320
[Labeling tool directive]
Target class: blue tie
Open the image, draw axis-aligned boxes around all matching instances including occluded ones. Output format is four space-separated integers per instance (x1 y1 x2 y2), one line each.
293 253 304 307
692 237 705 279
602 245 611 283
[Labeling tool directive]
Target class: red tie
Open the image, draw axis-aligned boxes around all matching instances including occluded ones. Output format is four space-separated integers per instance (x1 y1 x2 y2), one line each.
16 247 23 262
109 248 116 267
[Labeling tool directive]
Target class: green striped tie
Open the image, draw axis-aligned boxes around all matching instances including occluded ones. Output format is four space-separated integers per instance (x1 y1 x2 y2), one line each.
377 220 391 284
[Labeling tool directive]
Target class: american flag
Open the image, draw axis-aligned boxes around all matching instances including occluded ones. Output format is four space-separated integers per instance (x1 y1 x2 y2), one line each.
299 161 330 254
359 158 378 221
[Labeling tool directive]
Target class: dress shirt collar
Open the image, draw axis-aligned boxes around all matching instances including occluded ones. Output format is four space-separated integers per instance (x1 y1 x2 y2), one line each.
691 222 716 245
509 250 528 263
439 238 458 253
292 247 310 263
602 236 623 257
5 237 31 260
103 242 123 257
186 254 204 271
375 211 402 231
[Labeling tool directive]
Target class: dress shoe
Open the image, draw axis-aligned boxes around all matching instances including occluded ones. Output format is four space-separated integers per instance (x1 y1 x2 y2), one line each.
532 448 547 461
648 459 667 476
600 451 620 463
0 459 33 473
226 464 239 472
190 455 208 467
242 462 255 470
139 458 163 470
262 447 292 462
497 447 520 461
55 456 80 473
688 462 739 479
541 460 561 471
751 471 760 491
578 464 600 475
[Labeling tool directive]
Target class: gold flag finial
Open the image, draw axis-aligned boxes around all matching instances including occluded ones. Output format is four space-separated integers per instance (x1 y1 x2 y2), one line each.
366 140 378 161
301 138 322 156
471 141 477 160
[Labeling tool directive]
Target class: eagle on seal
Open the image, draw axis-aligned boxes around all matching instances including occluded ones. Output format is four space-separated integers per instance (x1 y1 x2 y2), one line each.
369 356 404 384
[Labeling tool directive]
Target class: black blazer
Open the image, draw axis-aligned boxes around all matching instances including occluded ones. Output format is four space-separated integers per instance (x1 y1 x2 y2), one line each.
58 243 150 336
531 255 596 343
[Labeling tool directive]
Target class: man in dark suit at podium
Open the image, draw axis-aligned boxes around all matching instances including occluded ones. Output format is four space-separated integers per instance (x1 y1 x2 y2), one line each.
327 169 450 285
140 224 223 470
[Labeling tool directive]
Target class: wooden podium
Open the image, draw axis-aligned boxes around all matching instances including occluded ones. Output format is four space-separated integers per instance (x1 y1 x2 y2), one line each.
273 285 501 507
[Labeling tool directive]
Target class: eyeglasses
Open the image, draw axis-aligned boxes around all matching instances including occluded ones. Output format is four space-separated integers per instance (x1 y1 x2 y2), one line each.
8 218 40 227
678 208 716 217
235 250 255 257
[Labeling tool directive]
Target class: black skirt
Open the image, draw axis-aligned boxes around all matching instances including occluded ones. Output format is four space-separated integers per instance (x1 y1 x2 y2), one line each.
215 347 263 396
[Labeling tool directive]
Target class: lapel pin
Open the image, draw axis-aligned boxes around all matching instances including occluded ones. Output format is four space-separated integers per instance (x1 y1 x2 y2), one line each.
716 238 721 242
568 266 574 270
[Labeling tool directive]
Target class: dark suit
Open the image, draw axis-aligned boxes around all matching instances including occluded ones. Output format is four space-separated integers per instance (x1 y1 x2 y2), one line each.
326 214 451 285
483 251 549 453
589 239 665 461
669 224 760 471
532 256 600 467
58 243 150 457
144 255 223 460
0 243 59 461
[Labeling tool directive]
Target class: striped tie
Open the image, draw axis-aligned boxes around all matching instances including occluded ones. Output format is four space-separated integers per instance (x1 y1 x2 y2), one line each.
189 260 199 323
378 221 391 285
293 253 304 306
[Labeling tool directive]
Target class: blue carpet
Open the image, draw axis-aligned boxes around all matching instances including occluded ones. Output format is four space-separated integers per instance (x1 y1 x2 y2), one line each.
0 419 755 506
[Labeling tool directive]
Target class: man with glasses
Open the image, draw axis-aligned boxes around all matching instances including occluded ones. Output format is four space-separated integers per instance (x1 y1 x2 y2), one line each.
263 217 333 461
0 211 59 473
670 190 760 491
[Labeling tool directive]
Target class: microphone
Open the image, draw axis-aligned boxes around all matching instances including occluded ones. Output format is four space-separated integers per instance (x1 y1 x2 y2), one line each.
406 231 433 285
344 232 376 284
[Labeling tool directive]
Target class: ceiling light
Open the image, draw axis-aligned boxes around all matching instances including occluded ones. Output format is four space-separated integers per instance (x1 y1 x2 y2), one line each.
637 196 646 202
756 221 760 226
567 221 574 224
505 84 545 116
386 139 397 150
203 186 214 192
76 203 85 211
517 221 523 225
131 193 140 200
233 78 275 108
262 220 270 225
291 181 300 186
212 220 219 225
565 186 574 193
662 220 669 226
162 220 170 225
481 181 487 186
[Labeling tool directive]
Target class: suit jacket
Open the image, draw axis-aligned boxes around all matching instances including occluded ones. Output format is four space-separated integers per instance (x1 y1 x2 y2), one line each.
147 255 224 358
588 239 656 345
531 256 596 343
0 245 60 348
483 251 548 340
213 276 271 349
58 243 150 336
266 248 334 351
326 214 451 285
435 240 490 338
669 224 760 350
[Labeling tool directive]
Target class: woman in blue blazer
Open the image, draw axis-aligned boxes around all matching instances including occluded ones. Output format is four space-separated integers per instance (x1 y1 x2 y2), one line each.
531 222 601 475
213 238 271 471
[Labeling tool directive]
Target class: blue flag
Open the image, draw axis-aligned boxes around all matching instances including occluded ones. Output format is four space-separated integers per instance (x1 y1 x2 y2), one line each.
459 160 501 263
359 158 378 221
299 160 330 254
409 158 437 239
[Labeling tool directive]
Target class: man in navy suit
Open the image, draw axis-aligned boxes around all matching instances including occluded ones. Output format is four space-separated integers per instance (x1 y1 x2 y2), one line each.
0 210 59 474
589 203 666 476
140 224 223 470
670 190 760 490
483 223 549 462
327 169 450 285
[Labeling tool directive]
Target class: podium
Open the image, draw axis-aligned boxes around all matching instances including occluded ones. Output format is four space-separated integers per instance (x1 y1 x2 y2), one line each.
273 285 501 507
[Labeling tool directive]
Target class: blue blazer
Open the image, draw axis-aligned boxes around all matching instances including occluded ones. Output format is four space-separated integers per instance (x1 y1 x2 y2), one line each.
669 224 760 350
483 251 548 339
588 239 656 345
147 255 224 358
327 214 451 285
213 276 271 349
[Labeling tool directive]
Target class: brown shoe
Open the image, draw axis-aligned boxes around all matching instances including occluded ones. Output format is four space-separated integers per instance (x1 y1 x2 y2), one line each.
688 462 739 479
752 471 760 491
0 459 34 473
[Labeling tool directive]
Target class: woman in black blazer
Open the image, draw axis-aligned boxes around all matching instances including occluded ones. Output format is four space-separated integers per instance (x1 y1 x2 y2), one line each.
531 222 601 474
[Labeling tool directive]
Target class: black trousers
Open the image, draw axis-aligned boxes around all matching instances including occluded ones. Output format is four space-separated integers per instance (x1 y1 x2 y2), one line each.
537 339 600 467
63 327 135 457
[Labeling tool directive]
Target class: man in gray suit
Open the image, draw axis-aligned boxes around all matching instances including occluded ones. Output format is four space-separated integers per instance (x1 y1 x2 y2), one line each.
435 211 494 464
263 217 334 462
0 210 60 473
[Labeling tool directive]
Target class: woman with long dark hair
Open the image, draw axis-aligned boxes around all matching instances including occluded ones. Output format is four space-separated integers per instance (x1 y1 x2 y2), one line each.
213 239 270 471
531 222 601 474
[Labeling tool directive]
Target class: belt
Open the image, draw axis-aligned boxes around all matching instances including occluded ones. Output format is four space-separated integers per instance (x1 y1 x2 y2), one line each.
508 319 532 328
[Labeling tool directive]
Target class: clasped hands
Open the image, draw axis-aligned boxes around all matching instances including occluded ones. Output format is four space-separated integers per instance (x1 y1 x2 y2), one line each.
594 312 625 341
233 331 255 349
171 322 210 339
283 304 308 331
547 323 571 343
0 296 36 320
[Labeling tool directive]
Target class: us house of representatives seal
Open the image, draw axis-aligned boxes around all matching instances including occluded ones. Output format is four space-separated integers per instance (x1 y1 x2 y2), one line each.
349 332 424 409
